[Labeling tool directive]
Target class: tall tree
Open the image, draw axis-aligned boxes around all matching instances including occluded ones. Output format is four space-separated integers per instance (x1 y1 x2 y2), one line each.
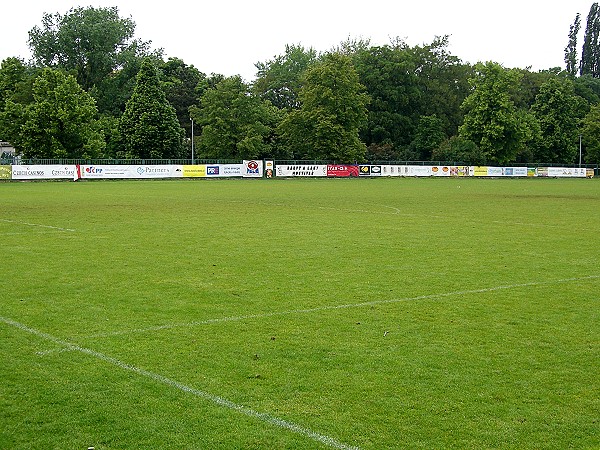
565 13 581 77
118 59 184 159
459 62 526 164
193 76 281 160
278 52 369 161
159 58 206 139
28 7 155 92
581 3 600 77
531 77 582 163
1 68 104 158
581 103 600 163
254 44 317 110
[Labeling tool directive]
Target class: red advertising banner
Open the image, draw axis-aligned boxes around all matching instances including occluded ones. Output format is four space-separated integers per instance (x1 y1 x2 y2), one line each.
327 165 359 177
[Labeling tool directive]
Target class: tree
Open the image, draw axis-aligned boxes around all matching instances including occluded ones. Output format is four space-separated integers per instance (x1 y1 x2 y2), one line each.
432 136 486 165
565 13 581 77
582 104 600 163
254 44 317 110
193 76 281 160
459 62 527 164
118 59 184 159
28 6 155 92
581 3 600 77
160 58 205 139
278 52 369 161
1 68 104 158
408 114 447 160
531 77 583 163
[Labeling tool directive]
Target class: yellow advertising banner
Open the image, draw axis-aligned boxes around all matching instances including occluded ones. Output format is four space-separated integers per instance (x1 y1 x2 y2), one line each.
473 166 488 177
0 165 11 179
183 165 206 178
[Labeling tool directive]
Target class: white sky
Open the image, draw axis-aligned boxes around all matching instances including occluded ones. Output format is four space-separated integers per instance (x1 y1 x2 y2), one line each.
0 1 594 81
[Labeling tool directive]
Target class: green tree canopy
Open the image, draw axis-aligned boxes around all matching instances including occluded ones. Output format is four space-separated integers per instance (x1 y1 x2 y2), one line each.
193 76 281 160
254 44 317 110
1 68 104 158
278 52 369 161
459 62 527 164
531 77 583 163
582 103 600 163
565 13 581 77
118 59 184 159
581 3 600 77
28 6 155 91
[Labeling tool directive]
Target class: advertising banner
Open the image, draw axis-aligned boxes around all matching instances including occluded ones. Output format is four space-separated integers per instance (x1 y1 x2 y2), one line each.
327 165 360 177
183 165 206 177
380 165 403 176
586 168 595 178
449 166 472 177
546 167 587 177
12 165 77 180
404 165 433 177
0 165 11 179
79 165 182 179
431 166 451 177
243 160 263 178
276 165 327 177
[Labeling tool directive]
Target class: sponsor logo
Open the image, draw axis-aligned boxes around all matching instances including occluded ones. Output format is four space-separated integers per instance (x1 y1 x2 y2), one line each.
359 165 370 175
246 160 259 174
85 166 103 174
371 166 381 174
207 166 220 175
137 166 144 175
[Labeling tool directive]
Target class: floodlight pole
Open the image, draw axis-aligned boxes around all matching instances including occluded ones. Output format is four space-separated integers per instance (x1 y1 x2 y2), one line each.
191 118 195 165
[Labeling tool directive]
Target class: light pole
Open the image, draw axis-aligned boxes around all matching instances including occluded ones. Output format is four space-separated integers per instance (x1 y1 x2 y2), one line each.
579 134 582 168
191 118 194 164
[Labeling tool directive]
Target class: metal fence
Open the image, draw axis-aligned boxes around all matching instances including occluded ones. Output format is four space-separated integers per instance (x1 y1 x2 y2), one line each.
1 157 598 175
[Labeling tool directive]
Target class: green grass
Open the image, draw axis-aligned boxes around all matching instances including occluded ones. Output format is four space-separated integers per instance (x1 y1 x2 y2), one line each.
0 177 599 449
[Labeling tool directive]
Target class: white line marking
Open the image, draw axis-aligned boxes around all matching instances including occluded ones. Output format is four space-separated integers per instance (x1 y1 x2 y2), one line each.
84 275 600 339
0 316 359 450
0 219 75 232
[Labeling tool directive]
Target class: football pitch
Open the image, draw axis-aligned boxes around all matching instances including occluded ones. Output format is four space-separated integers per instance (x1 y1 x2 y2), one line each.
1 177 598 449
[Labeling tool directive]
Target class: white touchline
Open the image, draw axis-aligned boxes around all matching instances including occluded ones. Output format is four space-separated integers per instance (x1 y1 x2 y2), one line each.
0 219 75 232
84 274 600 339
0 316 359 450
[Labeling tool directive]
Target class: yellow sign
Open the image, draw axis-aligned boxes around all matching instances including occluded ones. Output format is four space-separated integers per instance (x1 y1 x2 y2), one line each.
183 165 206 178
473 166 488 177
0 165 11 179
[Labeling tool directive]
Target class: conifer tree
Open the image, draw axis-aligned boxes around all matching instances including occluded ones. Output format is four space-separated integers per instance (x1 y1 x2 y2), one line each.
118 58 184 159
565 13 581 76
581 3 600 77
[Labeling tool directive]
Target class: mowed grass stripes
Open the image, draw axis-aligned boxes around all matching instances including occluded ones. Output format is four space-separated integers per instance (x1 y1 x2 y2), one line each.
1 177 599 449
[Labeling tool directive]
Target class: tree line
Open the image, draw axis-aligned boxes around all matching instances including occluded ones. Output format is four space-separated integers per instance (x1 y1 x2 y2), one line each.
2 5 600 165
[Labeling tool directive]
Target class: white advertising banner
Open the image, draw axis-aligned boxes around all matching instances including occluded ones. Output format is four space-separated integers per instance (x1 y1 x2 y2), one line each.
276 165 327 177
380 165 403 176
79 165 182 179
242 160 264 178
12 165 77 180
403 165 432 177
546 167 587 178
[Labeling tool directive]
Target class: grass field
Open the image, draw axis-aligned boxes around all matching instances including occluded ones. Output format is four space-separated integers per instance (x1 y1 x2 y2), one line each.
0 177 599 449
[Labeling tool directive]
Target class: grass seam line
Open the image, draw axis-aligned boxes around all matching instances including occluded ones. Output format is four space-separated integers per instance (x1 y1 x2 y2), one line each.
0 316 359 450
83 274 600 339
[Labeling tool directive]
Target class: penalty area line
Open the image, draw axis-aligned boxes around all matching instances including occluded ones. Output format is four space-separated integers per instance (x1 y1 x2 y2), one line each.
84 274 600 339
0 316 359 450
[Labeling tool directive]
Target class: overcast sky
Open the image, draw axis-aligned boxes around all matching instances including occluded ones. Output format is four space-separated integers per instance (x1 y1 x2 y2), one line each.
0 1 594 80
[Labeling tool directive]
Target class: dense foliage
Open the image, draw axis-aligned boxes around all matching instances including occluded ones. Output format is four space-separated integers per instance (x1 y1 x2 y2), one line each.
2 4 600 164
